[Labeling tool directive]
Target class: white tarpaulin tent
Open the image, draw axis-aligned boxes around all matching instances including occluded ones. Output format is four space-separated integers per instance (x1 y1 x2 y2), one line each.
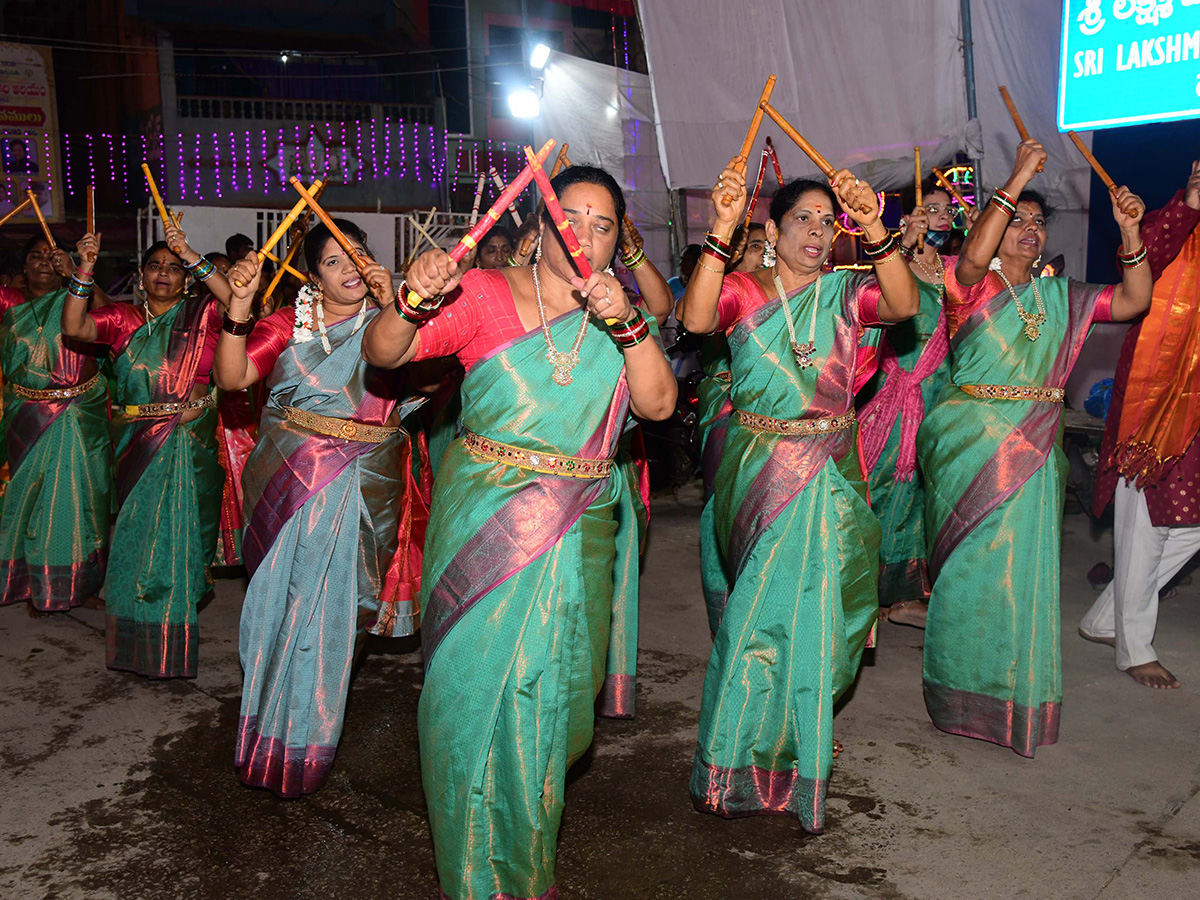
535 50 673 275
638 0 1097 278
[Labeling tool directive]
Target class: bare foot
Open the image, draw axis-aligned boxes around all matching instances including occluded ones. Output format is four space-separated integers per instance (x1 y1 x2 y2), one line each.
1078 627 1116 647
832 739 843 759
1124 661 1181 689
26 604 52 619
81 596 105 611
887 600 927 629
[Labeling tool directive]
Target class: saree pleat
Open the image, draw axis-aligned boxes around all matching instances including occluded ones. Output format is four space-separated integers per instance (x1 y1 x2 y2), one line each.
105 298 222 678
697 336 733 633
236 311 420 797
859 279 950 604
691 270 881 835
917 275 1109 756
0 287 111 611
418 301 644 900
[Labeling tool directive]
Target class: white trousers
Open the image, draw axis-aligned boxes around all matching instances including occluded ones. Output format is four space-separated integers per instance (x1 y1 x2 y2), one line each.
1081 477 1200 669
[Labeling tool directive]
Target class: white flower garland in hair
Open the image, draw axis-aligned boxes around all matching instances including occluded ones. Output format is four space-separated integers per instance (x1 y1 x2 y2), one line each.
292 282 319 344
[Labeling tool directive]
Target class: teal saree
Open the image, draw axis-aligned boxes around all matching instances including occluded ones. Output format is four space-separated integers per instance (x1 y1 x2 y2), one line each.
696 335 733 633
103 297 223 678
417 271 648 900
0 286 110 610
236 308 424 797
917 269 1112 756
858 277 950 605
691 269 882 834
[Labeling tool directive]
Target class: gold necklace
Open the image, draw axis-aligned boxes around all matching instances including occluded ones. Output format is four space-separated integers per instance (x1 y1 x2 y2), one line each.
533 262 591 386
910 253 945 305
771 267 820 369
990 258 1046 341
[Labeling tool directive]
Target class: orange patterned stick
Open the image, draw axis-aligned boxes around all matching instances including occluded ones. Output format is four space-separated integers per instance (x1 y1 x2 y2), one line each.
140 163 173 233
722 74 776 206
765 137 785 187
743 148 769 229
86 185 94 234
998 86 1043 172
288 177 369 274
524 145 592 280
914 146 925 253
26 190 55 247
446 139 555 266
1067 131 1139 218
0 196 33 231
523 144 620 325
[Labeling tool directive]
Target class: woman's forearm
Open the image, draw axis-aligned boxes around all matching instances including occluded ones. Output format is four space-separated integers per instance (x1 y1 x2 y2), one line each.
60 292 98 343
631 260 673 326
362 303 422 369
1111 226 1155 321
624 338 678 421
213 297 258 390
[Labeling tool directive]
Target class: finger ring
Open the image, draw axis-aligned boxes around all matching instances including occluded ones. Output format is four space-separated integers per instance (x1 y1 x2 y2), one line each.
601 296 612 306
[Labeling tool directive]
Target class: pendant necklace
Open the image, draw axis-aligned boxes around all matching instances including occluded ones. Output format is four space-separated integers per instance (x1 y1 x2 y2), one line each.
533 262 591 386
911 252 945 305
772 267 820 369
314 297 368 354
990 257 1046 341
142 302 165 336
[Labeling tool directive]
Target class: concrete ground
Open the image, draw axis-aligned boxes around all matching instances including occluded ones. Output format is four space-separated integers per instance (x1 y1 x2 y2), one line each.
2 483 1199 900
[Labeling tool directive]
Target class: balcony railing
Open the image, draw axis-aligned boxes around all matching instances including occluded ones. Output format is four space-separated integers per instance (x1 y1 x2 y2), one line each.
176 96 435 125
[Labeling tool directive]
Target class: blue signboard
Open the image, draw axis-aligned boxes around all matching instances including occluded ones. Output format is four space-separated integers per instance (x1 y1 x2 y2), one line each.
1058 0 1200 131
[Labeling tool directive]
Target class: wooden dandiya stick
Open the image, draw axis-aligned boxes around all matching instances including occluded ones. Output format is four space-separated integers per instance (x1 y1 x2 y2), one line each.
140 163 174 233
261 248 309 283
720 75 777 208
759 101 872 214
550 142 570 177
523 144 619 325
490 167 522 227
231 180 322 288
444 138 555 267
743 148 770 230
765 137 785 187
86 185 95 235
469 174 487 226
405 207 440 266
931 166 972 211
998 85 1043 172
914 146 925 253
26 190 55 247
1066 131 1140 218
288 177 369 274
0 196 33 231
259 180 322 262
262 181 330 301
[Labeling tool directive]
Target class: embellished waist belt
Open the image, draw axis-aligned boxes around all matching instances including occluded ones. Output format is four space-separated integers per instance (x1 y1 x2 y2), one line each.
283 406 400 443
463 430 613 479
122 395 215 420
734 409 856 436
959 384 1065 403
9 373 99 401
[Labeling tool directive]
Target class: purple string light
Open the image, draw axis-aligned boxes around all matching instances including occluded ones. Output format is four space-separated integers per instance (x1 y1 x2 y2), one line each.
63 133 73 196
213 133 223 199
193 132 202 198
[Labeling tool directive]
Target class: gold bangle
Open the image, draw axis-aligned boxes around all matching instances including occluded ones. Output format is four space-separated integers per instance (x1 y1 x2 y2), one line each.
695 259 726 276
